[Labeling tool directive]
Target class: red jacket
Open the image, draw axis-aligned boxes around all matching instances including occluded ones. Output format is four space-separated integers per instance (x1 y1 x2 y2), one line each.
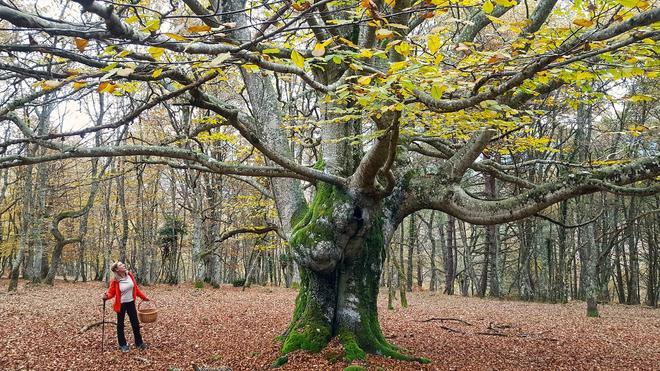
105 272 148 313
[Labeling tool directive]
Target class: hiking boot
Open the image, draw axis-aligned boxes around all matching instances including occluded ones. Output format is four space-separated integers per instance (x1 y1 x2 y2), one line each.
119 345 129 353
136 343 149 350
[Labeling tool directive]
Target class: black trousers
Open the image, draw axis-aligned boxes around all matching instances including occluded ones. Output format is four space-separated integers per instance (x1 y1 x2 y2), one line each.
116 301 143 347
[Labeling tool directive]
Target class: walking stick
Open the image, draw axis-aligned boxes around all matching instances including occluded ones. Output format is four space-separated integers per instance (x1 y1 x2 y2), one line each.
101 299 106 352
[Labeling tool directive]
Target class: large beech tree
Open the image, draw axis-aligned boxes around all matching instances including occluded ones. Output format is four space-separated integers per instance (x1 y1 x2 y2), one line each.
1 0 658 364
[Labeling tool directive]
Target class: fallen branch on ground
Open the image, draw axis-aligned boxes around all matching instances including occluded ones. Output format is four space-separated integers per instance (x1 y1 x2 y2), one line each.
439 325 465 334
79 321 117 333
476 331 508 337
417 317 473 326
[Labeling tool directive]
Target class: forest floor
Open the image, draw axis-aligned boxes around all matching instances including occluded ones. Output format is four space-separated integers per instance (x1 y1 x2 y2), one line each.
0 279 658 370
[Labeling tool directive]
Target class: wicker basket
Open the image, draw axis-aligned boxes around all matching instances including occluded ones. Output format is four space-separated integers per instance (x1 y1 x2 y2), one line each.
137 300 158 323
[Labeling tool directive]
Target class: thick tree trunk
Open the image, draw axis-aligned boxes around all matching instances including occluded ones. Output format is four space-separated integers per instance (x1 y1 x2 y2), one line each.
30 102 53 284
278 184 427 365
191 180 205 285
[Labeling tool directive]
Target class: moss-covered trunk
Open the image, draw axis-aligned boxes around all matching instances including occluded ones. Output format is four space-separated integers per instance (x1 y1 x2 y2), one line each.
277 183 427 365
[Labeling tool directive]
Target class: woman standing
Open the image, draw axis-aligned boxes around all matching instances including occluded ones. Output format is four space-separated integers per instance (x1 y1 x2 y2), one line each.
102 261 150 352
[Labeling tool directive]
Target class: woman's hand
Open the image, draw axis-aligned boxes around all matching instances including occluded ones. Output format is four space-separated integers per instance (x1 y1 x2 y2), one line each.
102 293 108 301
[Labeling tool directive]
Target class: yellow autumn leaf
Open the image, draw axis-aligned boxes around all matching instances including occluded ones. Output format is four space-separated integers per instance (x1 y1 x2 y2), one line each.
486 15 506 25
496 0 517 6
143 19 160 32
357 76 372 86
375 29 394 40
97 81 116 94
242 64 260 73
125 15 139 24
388 60 408 74
338 38 359 49
74 38 89 52
573 18 594 27
73 81 87 90
483 0 494 14
152 68 163 78
616 0 638 7
164 33 188 41
629 94 653 102
428 35 441 54
312 44 325 57
291 50 305 69
148 46 165 60
430 84 446 100
359 49 373 58
394 41 411 57
187 24 212 33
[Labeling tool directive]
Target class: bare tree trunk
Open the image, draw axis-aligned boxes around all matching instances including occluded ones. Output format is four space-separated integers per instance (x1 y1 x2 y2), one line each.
397 226 408 307
117 164 129 263
406 215 415 292
386 247 395 309
443 215 456 295
645 199 659 307
625 198 640 304
484 173 500 298
45 158 106 286
30 102 54 283
428 211 438 292
190 173 205 285
416 216 423 289
9 163 34 292
518 220 534 300
553 200 569 303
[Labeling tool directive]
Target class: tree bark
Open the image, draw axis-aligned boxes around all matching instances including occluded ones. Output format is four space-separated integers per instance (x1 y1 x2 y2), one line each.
280 183 427 363
8 163 34 291
406 215 415 292
484 173 500 298
444 215 455 295
428 211 438 292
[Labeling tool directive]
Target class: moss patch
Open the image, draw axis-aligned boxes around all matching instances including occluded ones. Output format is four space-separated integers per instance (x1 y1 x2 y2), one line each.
281 277 332 354
344 366 366 371
339 329 366 362
290 181 350 254
272 355 288 368
343 215 430 363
